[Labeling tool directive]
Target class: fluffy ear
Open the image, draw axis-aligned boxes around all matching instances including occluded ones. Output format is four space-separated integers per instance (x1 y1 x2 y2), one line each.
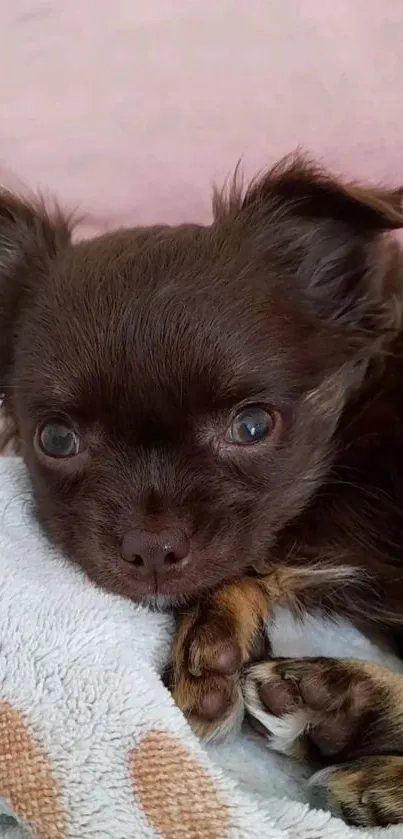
215 154 403 352
0 191 71 396
253 154 403 231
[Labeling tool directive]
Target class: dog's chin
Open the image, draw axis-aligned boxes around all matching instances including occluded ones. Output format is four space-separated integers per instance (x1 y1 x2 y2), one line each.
139 592 193 611
83 561 214 611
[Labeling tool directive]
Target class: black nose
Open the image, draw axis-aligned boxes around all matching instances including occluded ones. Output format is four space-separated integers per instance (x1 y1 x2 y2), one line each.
120 528 189 577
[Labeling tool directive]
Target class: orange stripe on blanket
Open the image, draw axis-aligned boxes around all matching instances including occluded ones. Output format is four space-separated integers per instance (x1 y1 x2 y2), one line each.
0 702 66 838
130 730 231 839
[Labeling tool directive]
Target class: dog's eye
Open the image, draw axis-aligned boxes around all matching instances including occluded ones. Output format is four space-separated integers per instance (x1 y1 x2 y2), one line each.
228 407 276 445
38 421 81 459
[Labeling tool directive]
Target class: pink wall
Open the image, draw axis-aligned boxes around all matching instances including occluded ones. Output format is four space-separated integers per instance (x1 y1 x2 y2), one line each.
1 0 403 237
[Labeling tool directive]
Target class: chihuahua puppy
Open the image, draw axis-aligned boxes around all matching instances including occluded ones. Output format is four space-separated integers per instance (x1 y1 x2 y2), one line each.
2 155 403 825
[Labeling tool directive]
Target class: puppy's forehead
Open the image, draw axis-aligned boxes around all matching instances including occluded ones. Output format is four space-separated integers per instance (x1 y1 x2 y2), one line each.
26 225 316 414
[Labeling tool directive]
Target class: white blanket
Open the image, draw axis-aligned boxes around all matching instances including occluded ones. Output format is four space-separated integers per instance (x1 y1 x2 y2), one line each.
0 457 402 839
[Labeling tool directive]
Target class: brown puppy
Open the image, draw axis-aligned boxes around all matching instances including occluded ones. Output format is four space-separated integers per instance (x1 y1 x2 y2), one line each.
1 155 403 825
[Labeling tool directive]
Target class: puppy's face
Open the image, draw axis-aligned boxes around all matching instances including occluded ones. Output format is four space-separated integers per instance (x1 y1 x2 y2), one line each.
1 157 402 605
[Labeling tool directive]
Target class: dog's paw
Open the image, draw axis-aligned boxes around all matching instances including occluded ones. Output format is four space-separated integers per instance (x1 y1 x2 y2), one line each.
170 614 249 741
171 669 244 742
309 756 403 827
243 657 387 763
169 602 268 742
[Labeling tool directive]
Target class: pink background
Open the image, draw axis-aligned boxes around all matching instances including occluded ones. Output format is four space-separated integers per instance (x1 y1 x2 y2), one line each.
1 0 403 237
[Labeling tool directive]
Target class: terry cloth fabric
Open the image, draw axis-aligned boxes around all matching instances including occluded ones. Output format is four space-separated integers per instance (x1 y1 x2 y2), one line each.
0 457 402 838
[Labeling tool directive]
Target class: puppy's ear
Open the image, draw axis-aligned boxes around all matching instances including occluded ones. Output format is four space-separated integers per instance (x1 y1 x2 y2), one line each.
257 154 403 232
0 191 71 394
216 154 403 352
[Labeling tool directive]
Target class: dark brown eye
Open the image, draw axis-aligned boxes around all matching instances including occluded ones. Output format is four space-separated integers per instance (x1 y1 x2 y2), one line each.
228 406 275 445
38 421 81 459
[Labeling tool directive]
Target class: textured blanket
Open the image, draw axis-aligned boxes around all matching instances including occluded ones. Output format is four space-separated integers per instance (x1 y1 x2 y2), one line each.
0 456 403 838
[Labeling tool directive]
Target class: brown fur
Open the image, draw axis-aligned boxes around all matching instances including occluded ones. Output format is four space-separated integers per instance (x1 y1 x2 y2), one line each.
168 566 358 739
2 154 403 824
244 657 403 827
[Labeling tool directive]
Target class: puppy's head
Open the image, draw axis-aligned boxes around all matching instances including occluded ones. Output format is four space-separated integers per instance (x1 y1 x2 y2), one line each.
1 156 402 606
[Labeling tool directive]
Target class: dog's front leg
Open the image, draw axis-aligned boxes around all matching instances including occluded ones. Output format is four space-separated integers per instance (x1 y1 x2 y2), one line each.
168 564 355 740
244 657 403 826
168 576 271 741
